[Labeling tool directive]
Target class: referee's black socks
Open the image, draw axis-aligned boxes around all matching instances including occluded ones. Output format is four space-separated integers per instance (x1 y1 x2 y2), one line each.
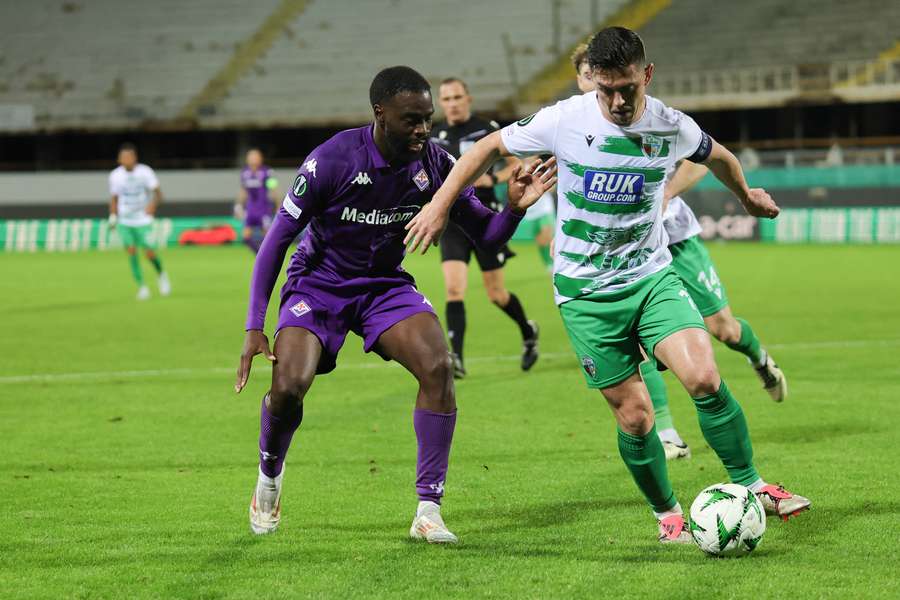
445 300 466 359
497 293 532 341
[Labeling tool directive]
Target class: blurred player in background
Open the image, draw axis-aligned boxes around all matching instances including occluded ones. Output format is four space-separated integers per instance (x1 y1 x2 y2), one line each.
108 143 170 300
407 27 809 543
520 156 556 272
570 40 786 462
235 66 557 543
236 148 278 253
431 77 540 378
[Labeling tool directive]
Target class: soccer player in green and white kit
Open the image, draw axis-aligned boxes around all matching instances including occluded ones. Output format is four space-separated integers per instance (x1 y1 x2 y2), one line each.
108 143 170 300
407 27 810 542
570 44 787 461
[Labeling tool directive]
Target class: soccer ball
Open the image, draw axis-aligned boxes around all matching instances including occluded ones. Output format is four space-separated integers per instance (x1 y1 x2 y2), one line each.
689 483 766 557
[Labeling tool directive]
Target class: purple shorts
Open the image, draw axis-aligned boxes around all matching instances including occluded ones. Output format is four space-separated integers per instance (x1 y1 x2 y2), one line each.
276 275 436 374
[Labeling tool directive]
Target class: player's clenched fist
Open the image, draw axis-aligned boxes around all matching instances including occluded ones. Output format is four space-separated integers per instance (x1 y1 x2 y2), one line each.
742 188 779 219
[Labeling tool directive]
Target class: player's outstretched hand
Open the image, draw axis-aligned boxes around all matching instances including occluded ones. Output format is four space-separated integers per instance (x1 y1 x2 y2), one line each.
404 201 448 255
507 157 558 214
742 188 779 218
236 329 276 393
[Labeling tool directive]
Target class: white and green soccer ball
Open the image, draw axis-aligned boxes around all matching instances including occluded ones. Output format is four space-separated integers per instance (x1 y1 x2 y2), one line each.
689 483 766 557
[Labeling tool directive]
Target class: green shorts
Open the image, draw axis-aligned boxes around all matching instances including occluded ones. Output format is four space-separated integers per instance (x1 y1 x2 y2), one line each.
118 224 156 249
669 235 729 317
559 267 705 389
517 213 555 238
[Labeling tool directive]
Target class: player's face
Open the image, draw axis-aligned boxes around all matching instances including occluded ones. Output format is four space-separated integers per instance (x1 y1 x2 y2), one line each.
246 150 263 169
576 61 595 93
592 62 653 126
374 90 434 162
118 149 137 170
438 81 471 125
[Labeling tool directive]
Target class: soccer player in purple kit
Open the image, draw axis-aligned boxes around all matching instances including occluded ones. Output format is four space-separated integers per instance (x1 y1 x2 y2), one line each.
236 148 278 253
235 66 557 542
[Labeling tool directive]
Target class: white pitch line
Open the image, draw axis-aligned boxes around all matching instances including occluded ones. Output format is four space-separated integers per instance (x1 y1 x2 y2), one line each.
1 338 898 385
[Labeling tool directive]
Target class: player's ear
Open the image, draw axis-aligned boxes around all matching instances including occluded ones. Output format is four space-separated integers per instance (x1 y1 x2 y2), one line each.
373 104 385 126
643 63 654 86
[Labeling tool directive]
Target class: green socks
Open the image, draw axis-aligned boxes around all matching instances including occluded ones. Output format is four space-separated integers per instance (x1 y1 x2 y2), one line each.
640 361 673 431
693 380 759 486
725 317 763 365
148 254 163 274
617 425 677 513
129 254 143 285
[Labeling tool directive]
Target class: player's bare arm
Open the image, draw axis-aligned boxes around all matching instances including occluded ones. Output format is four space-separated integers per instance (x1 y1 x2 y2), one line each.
147 187 162 216
108 195 118 228
405 130 512 253
703 141 778 218
663 160 708 211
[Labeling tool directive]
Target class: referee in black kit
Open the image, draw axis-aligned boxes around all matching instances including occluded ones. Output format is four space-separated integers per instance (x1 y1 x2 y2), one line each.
430 77 539 379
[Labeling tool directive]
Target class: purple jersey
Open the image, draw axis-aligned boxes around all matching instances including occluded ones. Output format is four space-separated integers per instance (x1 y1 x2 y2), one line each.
240 165 274 218
245 125 523 330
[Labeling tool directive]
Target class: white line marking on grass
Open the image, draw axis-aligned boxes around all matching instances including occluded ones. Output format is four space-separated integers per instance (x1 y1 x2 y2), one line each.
2 339 898 385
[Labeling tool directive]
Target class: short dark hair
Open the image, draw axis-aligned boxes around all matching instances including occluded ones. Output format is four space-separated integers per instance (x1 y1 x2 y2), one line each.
586 27 645 71
119 142 137 154
369 66 431 107
439 77 469 94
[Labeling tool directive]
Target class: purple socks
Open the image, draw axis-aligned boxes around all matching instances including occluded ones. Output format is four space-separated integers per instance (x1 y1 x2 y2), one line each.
258 395 302 478
413 408 457 504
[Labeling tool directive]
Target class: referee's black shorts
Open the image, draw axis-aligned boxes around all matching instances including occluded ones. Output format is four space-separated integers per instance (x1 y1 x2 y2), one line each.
439 221 516 271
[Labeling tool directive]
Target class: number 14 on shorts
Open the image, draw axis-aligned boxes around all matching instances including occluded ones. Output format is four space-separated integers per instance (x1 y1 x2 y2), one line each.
697 266 723 299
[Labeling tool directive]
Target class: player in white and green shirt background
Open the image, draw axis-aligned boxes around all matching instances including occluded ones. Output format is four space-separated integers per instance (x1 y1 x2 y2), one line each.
406 26 810 543
108 143 171 300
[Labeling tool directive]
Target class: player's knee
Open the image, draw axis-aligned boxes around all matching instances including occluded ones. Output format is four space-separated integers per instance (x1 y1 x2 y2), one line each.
269 371 312 411
126 246 136 255
445 285 465 301
707 315 740 344
487 287 508 306
682 364 721 397
618 401 654 435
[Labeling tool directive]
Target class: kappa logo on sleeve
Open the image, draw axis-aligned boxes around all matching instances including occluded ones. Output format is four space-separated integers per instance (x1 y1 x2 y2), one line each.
582 170 645 204
303 158 317 178
289 300 311 318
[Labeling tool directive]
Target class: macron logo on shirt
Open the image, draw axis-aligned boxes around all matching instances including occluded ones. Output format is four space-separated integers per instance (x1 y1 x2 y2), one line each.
352 172 373 185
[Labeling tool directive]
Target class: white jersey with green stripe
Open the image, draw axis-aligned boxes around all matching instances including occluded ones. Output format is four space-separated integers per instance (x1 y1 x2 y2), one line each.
501 92 710 304
664 195 703 246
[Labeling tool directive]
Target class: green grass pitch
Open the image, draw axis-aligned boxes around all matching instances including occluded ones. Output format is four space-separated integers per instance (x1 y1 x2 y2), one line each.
2 242 899 599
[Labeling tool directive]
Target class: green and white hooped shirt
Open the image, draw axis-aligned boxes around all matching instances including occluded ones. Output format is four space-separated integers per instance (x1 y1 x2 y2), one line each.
501 93 711 305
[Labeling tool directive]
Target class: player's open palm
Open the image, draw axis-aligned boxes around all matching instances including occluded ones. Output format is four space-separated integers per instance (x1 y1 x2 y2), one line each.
743 188 779 218
507 157 558 214
236 329 276 393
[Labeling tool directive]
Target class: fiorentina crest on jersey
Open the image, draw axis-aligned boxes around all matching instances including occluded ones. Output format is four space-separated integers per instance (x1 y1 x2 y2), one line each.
289 300 311 318
641 134 664 158
413 168 430 191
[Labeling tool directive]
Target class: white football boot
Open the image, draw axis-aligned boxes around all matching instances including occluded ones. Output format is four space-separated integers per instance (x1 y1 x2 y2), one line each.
158 272 171 296
409 501 458 544
753 350 787 402
249 466 284 535
136 285 151 301
755 484 811 521
663 441 692 461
